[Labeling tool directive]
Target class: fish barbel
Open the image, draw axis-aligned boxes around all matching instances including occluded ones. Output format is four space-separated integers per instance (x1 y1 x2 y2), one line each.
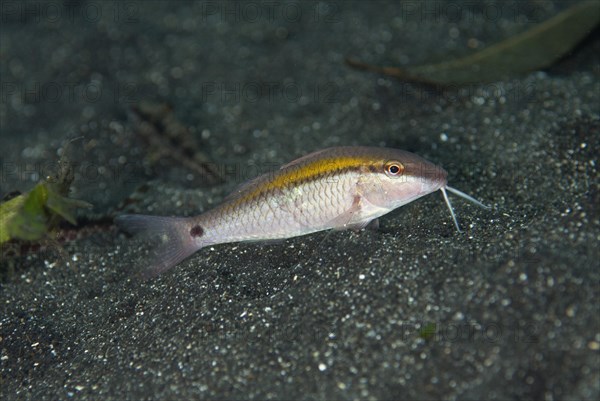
116 146 488 278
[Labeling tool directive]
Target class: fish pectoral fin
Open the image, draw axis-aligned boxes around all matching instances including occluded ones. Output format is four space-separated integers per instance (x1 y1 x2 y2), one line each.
327 195 373 231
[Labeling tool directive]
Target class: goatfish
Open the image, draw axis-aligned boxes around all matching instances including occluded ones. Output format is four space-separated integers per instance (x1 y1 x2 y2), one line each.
116 146 489 278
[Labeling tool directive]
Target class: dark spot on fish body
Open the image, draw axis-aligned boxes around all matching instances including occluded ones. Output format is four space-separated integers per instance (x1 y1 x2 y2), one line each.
190 225 204 238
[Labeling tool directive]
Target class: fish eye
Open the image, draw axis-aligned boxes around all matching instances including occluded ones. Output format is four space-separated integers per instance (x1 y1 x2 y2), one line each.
384 161 403 177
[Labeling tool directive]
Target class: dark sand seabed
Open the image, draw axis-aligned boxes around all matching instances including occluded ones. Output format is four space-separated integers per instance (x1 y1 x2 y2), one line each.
1 1 599 400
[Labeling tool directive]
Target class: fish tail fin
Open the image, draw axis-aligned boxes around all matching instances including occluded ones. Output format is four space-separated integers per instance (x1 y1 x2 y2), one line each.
115 214 205 279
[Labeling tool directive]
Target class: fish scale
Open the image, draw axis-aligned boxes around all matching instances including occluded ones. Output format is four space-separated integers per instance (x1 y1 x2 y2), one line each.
116 146 489 279
202 170 357 242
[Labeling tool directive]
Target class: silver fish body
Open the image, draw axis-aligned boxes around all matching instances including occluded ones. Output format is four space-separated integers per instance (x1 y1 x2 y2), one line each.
116 146 485 278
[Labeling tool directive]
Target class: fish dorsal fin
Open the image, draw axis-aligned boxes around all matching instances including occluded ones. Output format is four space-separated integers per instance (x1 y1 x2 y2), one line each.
224 148 362 202
224 148 339 202
223 173 270 202
279 148 338 170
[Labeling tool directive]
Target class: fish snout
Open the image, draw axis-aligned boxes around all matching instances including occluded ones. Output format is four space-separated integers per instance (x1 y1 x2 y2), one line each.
400 158 447 194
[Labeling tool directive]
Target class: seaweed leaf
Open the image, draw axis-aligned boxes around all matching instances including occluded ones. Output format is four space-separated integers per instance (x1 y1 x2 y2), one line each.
0 141 92 245
0 191 44 243
347 1 600 86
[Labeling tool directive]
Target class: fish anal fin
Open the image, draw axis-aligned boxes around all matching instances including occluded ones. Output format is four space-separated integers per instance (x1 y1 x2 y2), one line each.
365 218 380 231
343 218 378 232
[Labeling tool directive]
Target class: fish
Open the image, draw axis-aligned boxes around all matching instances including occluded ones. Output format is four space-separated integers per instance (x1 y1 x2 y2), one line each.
115 146 489 278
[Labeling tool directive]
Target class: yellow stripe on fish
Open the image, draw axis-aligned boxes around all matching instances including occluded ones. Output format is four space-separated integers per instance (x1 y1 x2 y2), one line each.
229 154 402 207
